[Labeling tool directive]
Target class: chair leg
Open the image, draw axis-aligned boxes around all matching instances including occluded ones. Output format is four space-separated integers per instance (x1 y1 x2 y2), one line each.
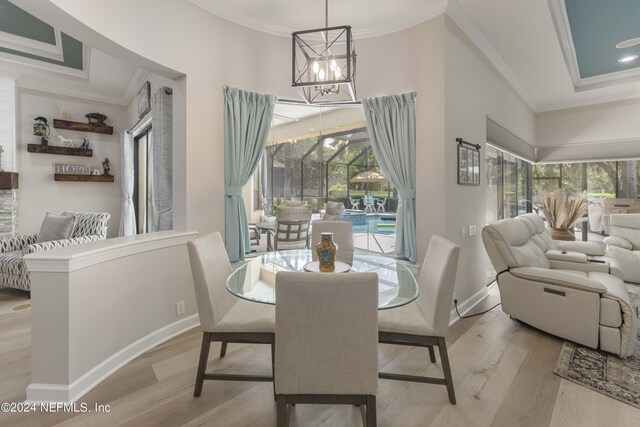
271 339 276 401
437 337 456 404
219 341 228 357
428 345 436 363
194 332 211 397
366 396 376 427
276 395 287 427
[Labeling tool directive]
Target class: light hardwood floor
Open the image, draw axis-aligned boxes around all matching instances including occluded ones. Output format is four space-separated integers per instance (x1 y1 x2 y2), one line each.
0 287 638 427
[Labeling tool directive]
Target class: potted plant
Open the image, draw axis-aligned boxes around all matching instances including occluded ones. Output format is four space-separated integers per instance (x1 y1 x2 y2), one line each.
535 188 588 241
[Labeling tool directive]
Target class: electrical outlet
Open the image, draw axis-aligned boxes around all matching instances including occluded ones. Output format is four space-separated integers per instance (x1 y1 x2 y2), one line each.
469 225 477 236
461 226 467 239
176 300 185 316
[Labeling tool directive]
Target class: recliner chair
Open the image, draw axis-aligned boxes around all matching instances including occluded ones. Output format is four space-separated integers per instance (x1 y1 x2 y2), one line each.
603 214 640 284
483 215 637 357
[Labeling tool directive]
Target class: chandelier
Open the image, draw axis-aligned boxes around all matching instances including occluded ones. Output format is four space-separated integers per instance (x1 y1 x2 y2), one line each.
292 0 356 103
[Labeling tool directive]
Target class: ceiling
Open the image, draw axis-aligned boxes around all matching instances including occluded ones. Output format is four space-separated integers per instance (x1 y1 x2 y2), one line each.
193 0 640 113
0 0 144 105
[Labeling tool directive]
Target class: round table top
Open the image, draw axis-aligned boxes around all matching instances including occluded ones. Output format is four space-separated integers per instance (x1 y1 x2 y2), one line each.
226 250 419 310
255 221 275 231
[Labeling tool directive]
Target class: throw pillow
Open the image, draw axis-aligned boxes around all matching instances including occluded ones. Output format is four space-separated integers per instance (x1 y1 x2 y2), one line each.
36 213 76 243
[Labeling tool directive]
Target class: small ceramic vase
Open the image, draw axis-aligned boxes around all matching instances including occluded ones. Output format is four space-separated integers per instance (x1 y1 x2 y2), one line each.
316 232 338 272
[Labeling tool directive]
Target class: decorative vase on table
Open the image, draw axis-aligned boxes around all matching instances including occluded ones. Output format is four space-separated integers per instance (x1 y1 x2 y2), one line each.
316 232 338 272
550 228 575 241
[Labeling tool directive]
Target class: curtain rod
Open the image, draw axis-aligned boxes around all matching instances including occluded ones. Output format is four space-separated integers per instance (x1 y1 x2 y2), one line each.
456 137 481 150
276 98 362 106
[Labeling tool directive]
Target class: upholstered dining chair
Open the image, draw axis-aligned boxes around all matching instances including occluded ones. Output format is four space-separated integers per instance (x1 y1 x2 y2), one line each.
187 231 275 397
310 221 354 263
275 271 379 427
377 235 460 404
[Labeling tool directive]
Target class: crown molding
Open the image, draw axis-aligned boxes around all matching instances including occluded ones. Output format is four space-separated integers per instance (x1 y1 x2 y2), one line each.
190 0 448 39
445 0 537 112
0 28 64 62
0 44 89 81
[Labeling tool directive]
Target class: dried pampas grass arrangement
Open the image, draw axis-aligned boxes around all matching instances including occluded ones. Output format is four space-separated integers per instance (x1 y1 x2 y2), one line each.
535 188 588 230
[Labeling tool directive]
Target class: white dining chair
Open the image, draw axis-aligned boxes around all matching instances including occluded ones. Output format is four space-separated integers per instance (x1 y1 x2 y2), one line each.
187 231 275 397
310 220 354 263
275 271 379 426
377 235 460 404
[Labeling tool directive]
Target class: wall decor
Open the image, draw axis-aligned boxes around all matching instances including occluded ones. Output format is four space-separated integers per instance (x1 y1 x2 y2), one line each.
54 163 91 175
136 81 151 118
457 137 481 186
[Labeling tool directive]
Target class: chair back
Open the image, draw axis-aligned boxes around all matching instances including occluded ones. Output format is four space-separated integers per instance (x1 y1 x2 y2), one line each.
609 214 640 249
322 201 345 221
311 221 354 263
187 232 236 331
275 206 312 250
416 236 460 337
61 211 110 239
275 271 378 395
364 195 374 205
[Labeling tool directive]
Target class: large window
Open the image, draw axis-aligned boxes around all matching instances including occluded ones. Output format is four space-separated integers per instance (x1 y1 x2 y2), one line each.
258 104 399 255
486 144 531 222
133 126 153 234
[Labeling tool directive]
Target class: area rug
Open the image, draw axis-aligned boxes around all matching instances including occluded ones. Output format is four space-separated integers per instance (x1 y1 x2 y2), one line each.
554 284 640 408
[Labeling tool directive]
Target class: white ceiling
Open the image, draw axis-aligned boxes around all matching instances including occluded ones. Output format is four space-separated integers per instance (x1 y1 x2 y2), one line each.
194 0 640 112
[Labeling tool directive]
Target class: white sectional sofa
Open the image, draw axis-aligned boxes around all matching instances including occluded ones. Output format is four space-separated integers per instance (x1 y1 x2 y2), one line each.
483 214 637 357
604 214 640 284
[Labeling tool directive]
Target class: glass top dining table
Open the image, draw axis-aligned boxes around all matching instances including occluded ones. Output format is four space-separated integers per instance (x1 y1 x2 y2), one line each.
226 250 419 309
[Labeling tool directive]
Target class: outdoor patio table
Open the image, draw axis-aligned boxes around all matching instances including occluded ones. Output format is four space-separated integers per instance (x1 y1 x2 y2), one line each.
226 250 419 309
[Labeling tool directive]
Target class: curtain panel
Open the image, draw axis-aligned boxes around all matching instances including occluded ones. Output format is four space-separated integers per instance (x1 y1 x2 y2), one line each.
362 92 417 262
151 87 173 231
224 86 276 262
119 131 136 236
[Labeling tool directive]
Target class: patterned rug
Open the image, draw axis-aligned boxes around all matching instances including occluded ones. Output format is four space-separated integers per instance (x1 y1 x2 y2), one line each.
554 284 640 408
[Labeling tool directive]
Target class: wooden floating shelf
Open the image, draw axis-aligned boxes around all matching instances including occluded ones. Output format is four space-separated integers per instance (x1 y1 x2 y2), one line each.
54 174 114 182
53 119 113 135
27 144 93 157
0 172 18 189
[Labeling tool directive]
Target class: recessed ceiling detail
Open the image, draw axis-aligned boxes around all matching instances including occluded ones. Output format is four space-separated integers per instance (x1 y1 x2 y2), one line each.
0 0 86 74
550 0 640 91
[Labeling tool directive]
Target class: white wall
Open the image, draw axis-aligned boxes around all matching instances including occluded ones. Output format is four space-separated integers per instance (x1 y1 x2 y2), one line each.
536 98 640 162
444 17 536 302
17 88 124 237
0 78 16 172
125 73 175 129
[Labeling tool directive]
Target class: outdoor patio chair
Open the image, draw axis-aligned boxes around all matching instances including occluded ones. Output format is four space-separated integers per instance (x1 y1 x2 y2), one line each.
376 197 387 213
350 197 360 210
269 205 312 250
364 195 375 213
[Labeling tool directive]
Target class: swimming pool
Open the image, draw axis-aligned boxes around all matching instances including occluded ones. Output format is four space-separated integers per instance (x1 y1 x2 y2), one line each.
341 212 396 235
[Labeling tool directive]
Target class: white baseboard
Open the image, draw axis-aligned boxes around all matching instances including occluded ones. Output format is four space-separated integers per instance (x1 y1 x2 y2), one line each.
27 314 200 404
449 286 489 325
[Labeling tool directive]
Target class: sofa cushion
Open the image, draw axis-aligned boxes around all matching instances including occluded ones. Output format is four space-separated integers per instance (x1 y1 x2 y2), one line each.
609 214 640 249
61 211 110 239
0 250 23 276
36 213 75 243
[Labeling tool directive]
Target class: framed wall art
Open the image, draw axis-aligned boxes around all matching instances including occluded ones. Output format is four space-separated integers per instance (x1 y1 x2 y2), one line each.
136 81 151 119
456 138 481 186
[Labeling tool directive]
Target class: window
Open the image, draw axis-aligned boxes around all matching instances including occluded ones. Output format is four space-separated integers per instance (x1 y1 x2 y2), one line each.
259 103 399 256
133 126 153 233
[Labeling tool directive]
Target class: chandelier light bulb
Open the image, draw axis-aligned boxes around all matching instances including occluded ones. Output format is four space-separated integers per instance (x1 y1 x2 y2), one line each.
318 68 326 80
312 61 320 74
334 69 341 79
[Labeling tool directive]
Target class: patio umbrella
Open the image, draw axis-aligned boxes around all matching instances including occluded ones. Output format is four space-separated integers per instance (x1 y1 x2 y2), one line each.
350 171 389 197
350 171 388 183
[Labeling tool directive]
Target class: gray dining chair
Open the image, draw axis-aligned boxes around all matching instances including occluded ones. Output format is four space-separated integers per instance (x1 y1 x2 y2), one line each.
275 271 379 426
377 235 460 404
310 220 354 263
187 231 275 397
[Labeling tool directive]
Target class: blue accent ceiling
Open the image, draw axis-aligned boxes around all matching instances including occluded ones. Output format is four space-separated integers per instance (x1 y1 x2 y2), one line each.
0 0 84 70
565 0 640 78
